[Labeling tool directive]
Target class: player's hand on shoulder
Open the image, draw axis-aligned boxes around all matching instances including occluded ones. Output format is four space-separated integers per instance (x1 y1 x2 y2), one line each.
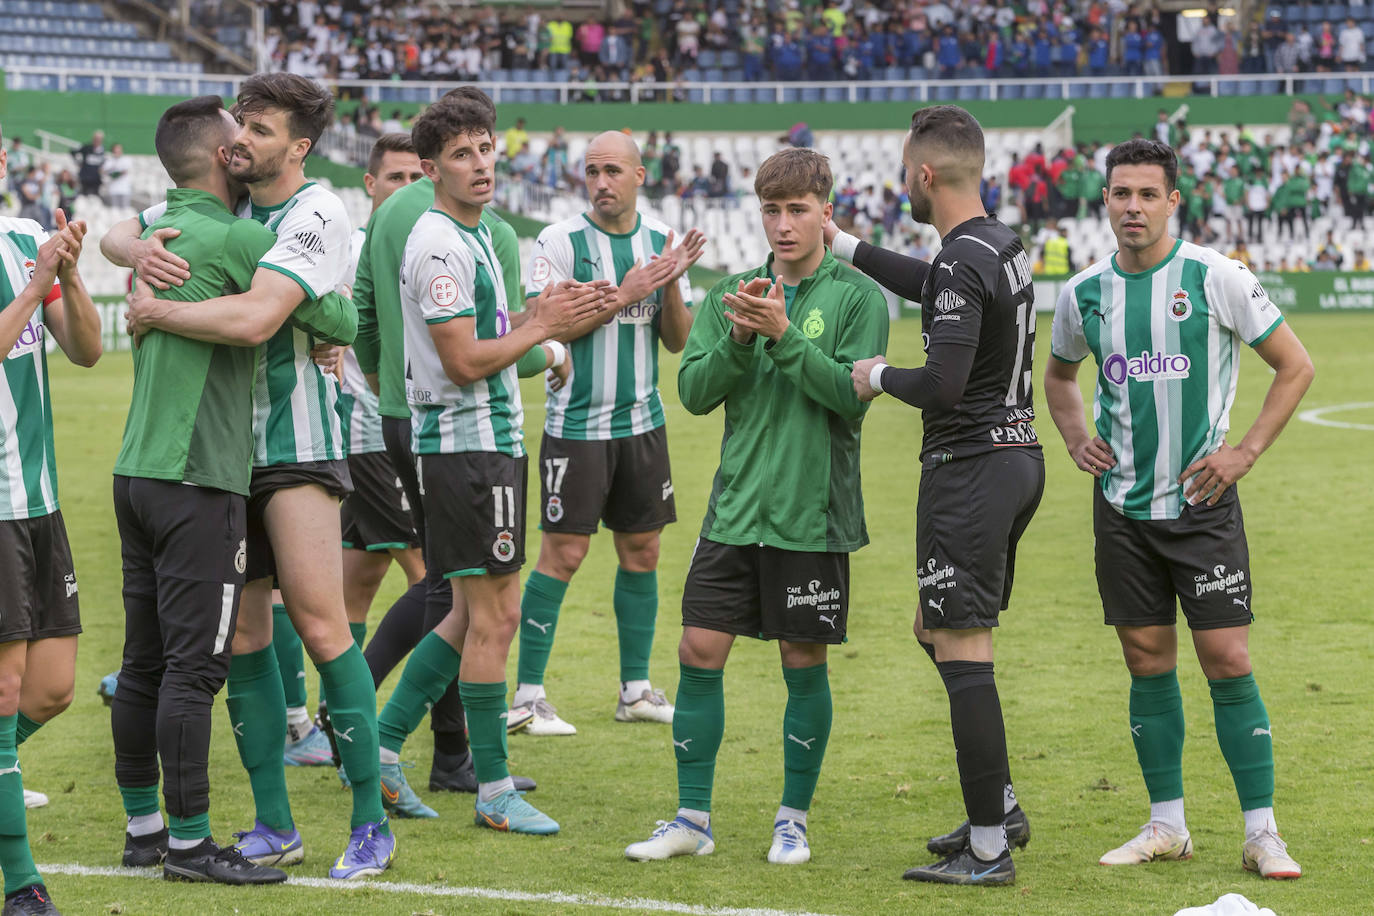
851 355 887 402
1068 436 1116 479
131 227 190 290
1179 441 1254 506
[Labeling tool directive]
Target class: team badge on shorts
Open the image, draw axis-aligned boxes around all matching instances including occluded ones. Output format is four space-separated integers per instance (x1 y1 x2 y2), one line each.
1168 288 1193 321
545 495 564 523
493 530 516 562
802 308 826 338
235 538 247 575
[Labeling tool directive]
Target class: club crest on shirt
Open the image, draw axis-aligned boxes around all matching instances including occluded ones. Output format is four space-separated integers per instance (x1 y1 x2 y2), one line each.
234 539 247 575
1168 288 1193 321
802 308 825 338
492 530 516 562
22 258 35 281
545 495 564 523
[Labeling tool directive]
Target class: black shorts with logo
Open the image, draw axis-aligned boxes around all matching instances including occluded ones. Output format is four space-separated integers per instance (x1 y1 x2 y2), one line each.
915 447 1044 630
538 427 676 535
1094 483 1253 630
342 451 420 553
246 459 352 582
420 452 528 578
0 510 81 643
681 538 850 644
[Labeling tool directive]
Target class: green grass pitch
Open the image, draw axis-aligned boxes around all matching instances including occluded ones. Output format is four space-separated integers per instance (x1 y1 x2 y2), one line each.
26 312 1373 915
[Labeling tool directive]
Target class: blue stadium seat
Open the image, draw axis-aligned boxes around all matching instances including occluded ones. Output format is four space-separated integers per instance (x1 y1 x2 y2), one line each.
703 67 723 81
823 86 845 102
1323 78 1345 93
1089 82 1109 98
1306 5 1325 22
956 84 984 100
933 84 956 101
1068 83 1087 98
1111 81 1133 98
1000 83 1023 100
719 51 740 68
1044 83 1064 99
800 86 821 102
782 88 802 103
908 66 929 80
1024 82 1044 99
70 74 103 91
1259 79 1281 93
724 68 743 80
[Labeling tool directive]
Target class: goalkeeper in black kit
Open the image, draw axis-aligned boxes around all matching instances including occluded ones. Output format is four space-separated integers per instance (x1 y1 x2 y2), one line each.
828 105 1043 886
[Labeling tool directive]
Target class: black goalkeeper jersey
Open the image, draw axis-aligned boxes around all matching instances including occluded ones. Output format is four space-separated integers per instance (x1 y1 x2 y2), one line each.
917 216 1040 460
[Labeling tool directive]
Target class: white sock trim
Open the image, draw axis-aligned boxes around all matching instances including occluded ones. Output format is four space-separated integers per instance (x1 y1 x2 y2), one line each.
1004 782 1018 815
127 812 164 837
621 679 652 703
775 805 807 827
1243 806 1277 838
512 683 545 708
1150 797 1187 833
676 807 710 830
478 776 516 803
969 823 1008 861
379 747 400 766
168 835 205 851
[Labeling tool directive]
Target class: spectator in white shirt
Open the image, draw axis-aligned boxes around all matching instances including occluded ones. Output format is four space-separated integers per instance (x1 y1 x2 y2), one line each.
1338 17 1367 71
101 143 132 210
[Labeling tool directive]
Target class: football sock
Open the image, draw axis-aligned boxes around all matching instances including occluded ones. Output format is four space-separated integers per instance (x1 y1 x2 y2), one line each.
516 571 566 687
776 804 807 827
937 660 1008 842
1209 673 1275 811
1004 781 1018 815
319 622 368 711
677 807 710 830
378 632 462 755
1151 797 1187 833
512 683 545 708
13 714 40 748
286 706 312 744
780 663 832 811
621 679 652 704
272 604 308 710
477 776 515 804
969 824 1009 862
226 648 293 832
459 681 511 785
674 663 725 812
119 784 160 821
614 568 657 684
317 645 386 831
1130 669 1186 803
167 820 208 847
1243 806 1278 837
362 581 427 687
349 622 367 649
126 812 164 837
0 715 41 895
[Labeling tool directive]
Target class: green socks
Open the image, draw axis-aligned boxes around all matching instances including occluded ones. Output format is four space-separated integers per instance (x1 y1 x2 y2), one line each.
614 568 658 683
349 622 367 650
13 714 40 748
226 647 293 832
317 645 386 830
780 663 832 811
272 604 308 709
119 783 160 819
458 681 511 784
516 571 566 686
674 664 725 812
168 813 210 842
378 632 462 755
0 715 41 895
1129 669 1186 803
1210 673 1275 811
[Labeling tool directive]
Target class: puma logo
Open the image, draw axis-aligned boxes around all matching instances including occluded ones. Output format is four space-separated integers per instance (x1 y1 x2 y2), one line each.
1130 723 1142 736
313 210 331 228
335 726 355 743
0 764 20 776
672 738 692 751
1233 596 1249 610
1252 727 1271 737
938 260 957 275
787 734 816 750
430 254 452 267
927 597 945 615
232 722 244 737
1088 308 1107 323
525 618 553 634
818 614 837 629
581 256 602 270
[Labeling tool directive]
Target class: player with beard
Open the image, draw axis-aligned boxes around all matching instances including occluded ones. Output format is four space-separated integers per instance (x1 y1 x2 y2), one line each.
108 74 392 880
834 105 1044 886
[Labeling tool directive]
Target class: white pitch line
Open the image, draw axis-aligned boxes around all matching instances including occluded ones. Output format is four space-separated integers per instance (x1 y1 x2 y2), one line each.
1297 401 1374 431
37 863 842 916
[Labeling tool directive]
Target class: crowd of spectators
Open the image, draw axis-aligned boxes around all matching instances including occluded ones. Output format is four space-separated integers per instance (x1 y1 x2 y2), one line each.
2 131 131 229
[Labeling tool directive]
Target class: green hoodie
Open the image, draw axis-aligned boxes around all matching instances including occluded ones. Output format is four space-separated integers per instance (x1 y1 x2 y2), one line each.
678 251 889 553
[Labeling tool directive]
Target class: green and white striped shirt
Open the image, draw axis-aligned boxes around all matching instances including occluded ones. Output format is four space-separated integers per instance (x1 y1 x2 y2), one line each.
0 218 60 520
1051 240 1283 520
400 209 523 457
525 212 691 440
338 227 383 455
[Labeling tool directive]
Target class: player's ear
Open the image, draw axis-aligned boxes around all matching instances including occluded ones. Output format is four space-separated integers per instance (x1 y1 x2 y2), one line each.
420 158 440 182
635 166 645 187
821 198 833 223
364 172 377 198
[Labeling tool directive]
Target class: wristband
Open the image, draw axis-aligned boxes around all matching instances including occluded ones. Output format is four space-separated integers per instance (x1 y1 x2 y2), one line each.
831 230 860 263
868 362 887 395
544 340 566 368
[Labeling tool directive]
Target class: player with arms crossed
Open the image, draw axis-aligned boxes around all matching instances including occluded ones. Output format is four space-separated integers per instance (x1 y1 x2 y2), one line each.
839 105 1043 886
0 125 100 916
512 130 704 736
1043 138 1313 879
111 74 391 879
626 148 888 866
372 93 606 835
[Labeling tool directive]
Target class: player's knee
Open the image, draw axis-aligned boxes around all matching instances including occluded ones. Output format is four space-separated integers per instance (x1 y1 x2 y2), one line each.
26 686 73 722
0 672 19 716
617 536 660 572
1198 644 1252 680
545 538 589 579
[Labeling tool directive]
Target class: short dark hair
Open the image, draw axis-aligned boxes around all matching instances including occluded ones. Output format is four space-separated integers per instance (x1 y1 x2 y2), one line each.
754 147 832 202
235 73 334 151
155 95 229 184
411 93 496 161
438 86 496 120
366 132 416 176
1104 138 1178 191
907 104 985 176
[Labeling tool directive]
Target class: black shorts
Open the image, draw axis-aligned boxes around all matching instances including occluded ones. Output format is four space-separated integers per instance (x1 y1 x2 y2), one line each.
1094 483 1253 630
538 427 676 535
342 452 419 553
246 460 352 582
0 510 81 643
419 452 528 578
681 538 849 644
916 448 1044 630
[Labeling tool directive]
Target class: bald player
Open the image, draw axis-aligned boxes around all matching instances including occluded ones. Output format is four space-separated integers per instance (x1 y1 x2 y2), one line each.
511 131 705 736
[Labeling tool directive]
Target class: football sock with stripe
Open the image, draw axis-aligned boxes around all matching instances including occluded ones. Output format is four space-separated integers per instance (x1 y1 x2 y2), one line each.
780 662 832 811
937 660 1009 856
1129 669 1186 805
318 645 387 831
378 632 462 755
614 568 658 685
0 715 41 895
13 714 40 748
1209 673 1275 812
226 647 293 832
119 784 160 823
459 681 511 784
516 571 566 688
674 664 725 813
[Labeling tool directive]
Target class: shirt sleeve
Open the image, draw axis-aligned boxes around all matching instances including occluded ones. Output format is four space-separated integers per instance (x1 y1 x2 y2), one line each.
1050 279 1090 362
925 249 986 350
137 201 168 231
1210 258 1284 347
258 195 350 302
488 218 524 305
525 227 573 298
406 232 475 324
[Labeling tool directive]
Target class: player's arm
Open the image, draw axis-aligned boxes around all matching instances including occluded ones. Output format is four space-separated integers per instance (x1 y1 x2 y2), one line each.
352 217 381 394
1042 282 1115 478
825 221 931 299
853 341 976 408
43 213 102 367
288 290 358 346
657 229 705 354
677 278 763 415
100 209 191 290
0 228 70 357
127 268 310 347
